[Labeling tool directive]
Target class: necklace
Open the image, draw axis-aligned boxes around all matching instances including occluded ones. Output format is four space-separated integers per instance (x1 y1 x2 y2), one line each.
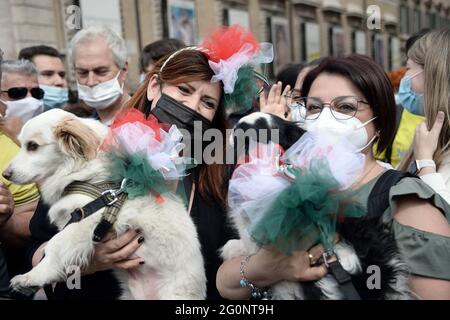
351 161 379 189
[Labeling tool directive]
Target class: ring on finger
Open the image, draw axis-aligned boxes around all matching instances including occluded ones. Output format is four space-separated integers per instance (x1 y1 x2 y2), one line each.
308 253 317 266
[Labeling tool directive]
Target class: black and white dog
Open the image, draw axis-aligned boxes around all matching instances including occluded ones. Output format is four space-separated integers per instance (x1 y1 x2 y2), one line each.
223 112 412 300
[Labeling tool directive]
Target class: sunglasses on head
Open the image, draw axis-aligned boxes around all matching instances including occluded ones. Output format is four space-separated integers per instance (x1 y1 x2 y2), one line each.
1 87 45 100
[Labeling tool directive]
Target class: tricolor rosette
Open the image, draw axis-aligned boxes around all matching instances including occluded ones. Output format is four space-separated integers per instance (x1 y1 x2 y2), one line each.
228 133 366 254
103 109 195 199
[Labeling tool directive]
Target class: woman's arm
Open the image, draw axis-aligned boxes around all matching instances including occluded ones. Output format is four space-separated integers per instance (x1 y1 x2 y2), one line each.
217 245 328 300
394 195 450 299
419 170 450 204
413 111 450 203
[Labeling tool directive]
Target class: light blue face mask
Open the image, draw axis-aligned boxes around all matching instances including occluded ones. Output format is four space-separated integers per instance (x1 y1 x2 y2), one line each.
397 72 424 116
139 73 146 84
40 85 69 110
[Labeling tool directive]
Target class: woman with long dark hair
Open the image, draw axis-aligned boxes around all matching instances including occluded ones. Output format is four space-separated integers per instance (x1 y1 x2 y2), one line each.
125 25 272 299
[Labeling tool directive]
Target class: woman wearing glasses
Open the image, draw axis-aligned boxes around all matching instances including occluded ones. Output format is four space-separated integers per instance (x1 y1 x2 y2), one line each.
0 59 44 144
217 54 450 300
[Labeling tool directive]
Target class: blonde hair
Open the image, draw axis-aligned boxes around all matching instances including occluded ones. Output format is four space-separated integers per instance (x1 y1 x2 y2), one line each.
398 28 450 171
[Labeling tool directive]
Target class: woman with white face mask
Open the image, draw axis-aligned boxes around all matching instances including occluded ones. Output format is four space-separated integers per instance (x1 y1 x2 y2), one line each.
218 54 450 300
300 55 450 299
397 29 450 206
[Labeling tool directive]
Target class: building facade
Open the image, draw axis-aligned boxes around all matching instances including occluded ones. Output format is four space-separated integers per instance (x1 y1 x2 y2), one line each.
1 0 449 91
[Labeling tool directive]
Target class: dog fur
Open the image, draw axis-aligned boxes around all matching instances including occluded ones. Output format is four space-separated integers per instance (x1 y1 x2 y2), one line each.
3 109 206 300
223 112 412 300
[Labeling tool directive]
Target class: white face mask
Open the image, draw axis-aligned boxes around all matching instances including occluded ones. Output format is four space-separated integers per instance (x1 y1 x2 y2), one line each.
1 97 44 123
77 71 123 110
303 107 377 152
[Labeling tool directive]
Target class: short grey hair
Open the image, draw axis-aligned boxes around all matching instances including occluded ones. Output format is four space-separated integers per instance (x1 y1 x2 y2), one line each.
1 59 38 81
70 26 128 69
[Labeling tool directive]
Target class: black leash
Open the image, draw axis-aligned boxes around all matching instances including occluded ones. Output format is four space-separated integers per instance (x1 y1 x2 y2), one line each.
323 251 361 300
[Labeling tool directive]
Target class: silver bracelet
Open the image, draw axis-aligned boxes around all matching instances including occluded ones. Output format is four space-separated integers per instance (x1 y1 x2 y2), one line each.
239 254 272 300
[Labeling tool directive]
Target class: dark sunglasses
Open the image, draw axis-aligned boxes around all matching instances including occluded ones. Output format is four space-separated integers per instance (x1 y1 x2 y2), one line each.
1 87 45 100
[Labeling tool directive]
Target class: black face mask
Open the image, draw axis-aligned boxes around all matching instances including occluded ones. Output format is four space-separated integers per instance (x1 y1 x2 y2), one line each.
150 93 213 134
150 93 214 160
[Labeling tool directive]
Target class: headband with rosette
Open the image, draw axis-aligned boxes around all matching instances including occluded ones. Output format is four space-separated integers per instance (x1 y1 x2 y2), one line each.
160 25 273 114
201 25 273 114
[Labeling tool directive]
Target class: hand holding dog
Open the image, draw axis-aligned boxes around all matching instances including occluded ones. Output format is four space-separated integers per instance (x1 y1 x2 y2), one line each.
253 244 328 284
83 229 145 275
0 182 14 227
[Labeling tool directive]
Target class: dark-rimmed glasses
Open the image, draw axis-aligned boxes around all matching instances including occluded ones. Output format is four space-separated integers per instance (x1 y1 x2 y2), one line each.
1 87 45 101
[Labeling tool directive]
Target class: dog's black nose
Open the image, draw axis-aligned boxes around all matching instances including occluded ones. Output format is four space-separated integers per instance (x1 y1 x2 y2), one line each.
2 169 12 180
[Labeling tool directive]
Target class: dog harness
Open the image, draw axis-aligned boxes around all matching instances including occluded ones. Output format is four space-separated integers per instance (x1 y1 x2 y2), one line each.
321 250 361 300
62 179 128 242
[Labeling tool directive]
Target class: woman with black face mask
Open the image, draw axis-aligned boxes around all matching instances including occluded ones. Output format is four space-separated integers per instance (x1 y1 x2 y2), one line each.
124 25 273 300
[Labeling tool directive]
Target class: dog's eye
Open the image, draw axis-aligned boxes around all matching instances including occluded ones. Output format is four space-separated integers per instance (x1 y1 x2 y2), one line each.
26 141 39 151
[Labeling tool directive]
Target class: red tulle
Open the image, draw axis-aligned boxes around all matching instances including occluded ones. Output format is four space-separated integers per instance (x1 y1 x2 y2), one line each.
102 109 163 150
201 24 259 62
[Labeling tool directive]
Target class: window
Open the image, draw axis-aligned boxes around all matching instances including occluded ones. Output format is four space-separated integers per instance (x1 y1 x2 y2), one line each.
400 5 409 34
352 30 366 55
79 0 123 35
412 9 421 33
301 21 321 62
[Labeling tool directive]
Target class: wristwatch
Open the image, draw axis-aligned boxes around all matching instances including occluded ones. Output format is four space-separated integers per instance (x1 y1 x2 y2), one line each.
415 159 436 172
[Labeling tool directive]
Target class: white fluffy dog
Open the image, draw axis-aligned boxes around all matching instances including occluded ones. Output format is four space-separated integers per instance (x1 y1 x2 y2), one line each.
3 109 206 299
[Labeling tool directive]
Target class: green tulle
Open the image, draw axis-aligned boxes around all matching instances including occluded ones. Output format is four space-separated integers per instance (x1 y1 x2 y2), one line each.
250 160 366 255
107 151 168 199
225 66 259 114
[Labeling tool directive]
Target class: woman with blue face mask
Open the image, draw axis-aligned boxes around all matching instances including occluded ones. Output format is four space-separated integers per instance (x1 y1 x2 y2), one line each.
397 59 425 116
398 28 450 206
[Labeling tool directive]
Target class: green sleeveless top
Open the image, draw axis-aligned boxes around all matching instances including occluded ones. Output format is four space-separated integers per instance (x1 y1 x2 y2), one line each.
354 175 450 281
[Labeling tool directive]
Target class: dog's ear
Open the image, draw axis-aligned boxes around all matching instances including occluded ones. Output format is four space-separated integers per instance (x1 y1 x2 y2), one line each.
54 117 102 160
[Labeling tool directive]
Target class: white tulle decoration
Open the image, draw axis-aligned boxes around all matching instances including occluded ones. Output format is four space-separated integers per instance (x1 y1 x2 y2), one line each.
282 132 366 190
112 122 191 180
228 132 366 226
228 143 290 226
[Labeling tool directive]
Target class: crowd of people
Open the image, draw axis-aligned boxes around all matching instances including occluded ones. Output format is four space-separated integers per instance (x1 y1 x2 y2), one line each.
0 24 448 300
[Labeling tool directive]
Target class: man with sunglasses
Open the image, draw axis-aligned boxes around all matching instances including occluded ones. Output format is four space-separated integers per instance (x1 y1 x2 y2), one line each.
0 59 44 143
0 53 40 299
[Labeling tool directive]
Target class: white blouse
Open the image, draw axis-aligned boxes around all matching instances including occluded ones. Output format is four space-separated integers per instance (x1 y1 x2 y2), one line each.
420 153 450 205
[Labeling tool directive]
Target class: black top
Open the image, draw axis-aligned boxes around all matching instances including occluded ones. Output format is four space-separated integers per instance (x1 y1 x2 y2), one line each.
0 248 10 298
27 199 122 300
26 171 236 300
184 170 238 300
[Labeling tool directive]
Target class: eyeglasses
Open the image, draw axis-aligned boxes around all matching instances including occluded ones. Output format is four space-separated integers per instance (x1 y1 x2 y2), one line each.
286 88 302 100
294 96 369 120
1 87 45 100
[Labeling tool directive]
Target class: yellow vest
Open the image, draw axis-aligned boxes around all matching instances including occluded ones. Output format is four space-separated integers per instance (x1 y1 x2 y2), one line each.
375 109 425 168
0 133 40 206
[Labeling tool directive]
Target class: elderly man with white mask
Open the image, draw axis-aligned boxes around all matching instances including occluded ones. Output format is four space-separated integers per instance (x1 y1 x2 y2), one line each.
70 26 130 125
